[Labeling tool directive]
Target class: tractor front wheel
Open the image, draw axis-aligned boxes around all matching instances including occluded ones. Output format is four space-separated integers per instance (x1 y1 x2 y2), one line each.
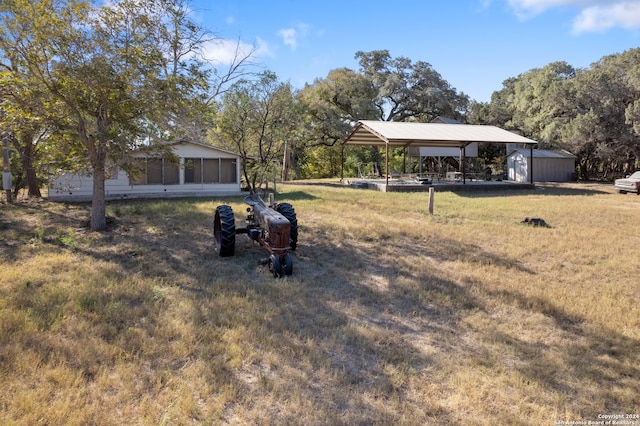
214 205 236 257
269 254 284 278
283 254 293 276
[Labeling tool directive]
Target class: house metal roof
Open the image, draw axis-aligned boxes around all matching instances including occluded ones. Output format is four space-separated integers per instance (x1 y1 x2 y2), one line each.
432 116 462 124
168 139 241 157
342 120 538 148
508 148 576 159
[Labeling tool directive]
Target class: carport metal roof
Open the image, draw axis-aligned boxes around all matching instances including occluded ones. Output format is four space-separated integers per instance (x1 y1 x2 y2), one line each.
342 120 538 148
341 120 538 185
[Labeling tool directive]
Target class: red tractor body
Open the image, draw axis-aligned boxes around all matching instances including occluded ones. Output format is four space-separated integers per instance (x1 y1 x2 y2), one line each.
214 193 298 277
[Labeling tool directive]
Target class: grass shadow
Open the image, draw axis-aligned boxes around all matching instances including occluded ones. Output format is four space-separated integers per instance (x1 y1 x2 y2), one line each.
273 190 319 201
456 183 612 198
481 288 640 415
2 190 638 424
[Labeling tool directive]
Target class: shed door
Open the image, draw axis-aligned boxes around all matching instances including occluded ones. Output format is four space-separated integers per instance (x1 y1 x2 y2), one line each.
513 159 528 182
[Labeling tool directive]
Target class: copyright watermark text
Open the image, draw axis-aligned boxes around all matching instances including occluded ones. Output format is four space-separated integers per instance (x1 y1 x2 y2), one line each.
555 414 639 425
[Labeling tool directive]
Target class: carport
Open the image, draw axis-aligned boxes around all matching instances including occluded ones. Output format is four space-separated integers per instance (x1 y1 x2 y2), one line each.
342 120 538 186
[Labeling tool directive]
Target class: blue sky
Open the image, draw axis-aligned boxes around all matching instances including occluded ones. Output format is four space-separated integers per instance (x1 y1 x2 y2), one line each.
191 0 640 103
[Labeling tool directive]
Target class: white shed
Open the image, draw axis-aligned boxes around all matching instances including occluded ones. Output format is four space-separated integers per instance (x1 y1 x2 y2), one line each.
507 149 576 183
48 141 242 201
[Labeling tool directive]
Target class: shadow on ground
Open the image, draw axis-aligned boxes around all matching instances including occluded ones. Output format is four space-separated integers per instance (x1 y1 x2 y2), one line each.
1 196 638 424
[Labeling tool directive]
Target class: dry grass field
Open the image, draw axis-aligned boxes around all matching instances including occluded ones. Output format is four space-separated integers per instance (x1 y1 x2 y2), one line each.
1 182 639 425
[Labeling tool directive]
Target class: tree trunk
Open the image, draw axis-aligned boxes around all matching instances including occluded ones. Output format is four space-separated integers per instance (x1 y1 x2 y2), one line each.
81 117 108 231
22 140 41 198
282 141 289 181
91 160 107 231
291 152 301 180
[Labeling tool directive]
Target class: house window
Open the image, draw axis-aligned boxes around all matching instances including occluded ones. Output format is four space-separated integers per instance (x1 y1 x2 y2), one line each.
164 161 179 184
184 158 237 184
221 159 237 183
203 159 220 183
147 159 163 184
184 158 201 183
133 158 179 185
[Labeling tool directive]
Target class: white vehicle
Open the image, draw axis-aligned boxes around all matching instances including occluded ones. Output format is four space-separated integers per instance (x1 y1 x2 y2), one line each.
614 171 640 194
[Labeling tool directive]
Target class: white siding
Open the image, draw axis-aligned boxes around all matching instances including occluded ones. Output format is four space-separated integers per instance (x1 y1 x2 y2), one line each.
49 142 242 201
172 143 238 159
411 143 479 158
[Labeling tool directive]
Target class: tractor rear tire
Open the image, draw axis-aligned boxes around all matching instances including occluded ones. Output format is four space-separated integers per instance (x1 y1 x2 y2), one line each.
276 202 298 251
214 205 235 257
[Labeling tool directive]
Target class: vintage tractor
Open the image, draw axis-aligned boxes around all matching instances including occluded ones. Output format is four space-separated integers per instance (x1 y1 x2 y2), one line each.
214 193 298 277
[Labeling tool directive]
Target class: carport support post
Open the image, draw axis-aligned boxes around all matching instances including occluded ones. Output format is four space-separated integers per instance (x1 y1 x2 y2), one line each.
530 144 534 184
460 145 467 184
463 145 467 184
385 142 389 187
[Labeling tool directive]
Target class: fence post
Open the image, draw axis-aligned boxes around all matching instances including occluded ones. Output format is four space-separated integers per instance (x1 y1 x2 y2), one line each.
428 187 434 215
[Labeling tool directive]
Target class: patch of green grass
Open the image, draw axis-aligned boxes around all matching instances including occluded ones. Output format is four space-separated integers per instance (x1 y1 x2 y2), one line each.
58 229 78 250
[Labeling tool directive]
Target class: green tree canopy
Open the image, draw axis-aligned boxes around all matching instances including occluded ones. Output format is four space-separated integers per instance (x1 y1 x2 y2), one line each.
0 0 243 230
213 72 296 192
355 50 469 122
472 48 640 179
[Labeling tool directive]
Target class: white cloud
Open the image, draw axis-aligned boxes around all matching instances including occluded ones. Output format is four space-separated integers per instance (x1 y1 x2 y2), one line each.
507 0 590 18
278 22 311 51
202 38 273 65
505 0 640 32
254 37 276 59
573 2 640 32
278 28 299 50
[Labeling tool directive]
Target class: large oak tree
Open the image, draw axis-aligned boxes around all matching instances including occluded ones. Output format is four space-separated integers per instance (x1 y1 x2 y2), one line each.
472 48 640 179
0 0 236 230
